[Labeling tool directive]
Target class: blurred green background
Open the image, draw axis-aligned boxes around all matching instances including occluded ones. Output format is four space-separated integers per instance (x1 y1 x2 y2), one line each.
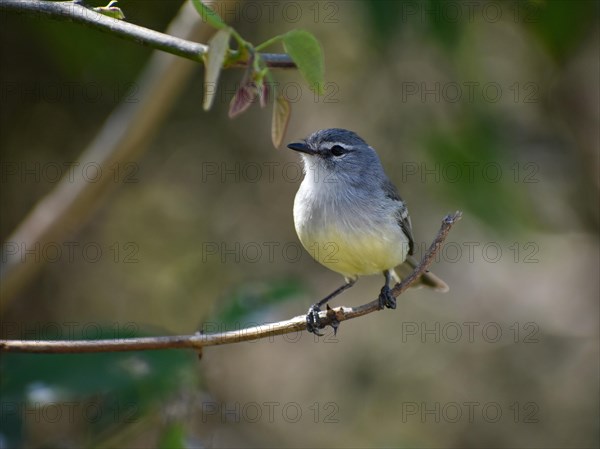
1 0 598 447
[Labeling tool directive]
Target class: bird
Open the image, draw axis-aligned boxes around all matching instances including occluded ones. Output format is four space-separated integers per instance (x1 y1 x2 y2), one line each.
287 128 448 335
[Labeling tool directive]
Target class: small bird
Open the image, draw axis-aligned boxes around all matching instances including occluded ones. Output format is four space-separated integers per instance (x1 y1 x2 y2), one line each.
287 128 448 335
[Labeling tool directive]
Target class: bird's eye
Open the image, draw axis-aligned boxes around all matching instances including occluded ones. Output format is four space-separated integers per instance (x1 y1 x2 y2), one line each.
330 145 346 156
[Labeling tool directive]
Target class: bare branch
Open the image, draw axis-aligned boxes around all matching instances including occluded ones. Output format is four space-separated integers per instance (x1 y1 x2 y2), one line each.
0 0 295 68
0 212 462 354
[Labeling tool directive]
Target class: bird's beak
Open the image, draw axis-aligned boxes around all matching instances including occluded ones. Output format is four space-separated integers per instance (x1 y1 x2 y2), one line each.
287 141 316 155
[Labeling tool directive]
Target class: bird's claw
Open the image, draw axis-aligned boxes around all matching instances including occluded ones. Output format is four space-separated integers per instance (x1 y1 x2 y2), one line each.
329 316 340 336
306 304 324 336
306 304 341 336
378 285 397 310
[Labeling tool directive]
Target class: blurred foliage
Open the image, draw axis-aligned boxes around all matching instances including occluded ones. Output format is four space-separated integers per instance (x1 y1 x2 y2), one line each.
425 113 538 232
1 327 196 447
363 0 598 58
29 0 184 81
158 422 187 449
360 0 598 232
525 0 598 62
363 0 463 50
210 278 306 327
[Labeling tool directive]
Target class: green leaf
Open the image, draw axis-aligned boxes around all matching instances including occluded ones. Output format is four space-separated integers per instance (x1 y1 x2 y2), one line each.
283 30 325 95
204 28 231 111
191 0 226 30
271 93 291 148
93 0 125 20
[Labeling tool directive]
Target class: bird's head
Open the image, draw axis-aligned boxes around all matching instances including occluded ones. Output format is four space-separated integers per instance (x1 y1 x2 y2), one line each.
287 128 384 185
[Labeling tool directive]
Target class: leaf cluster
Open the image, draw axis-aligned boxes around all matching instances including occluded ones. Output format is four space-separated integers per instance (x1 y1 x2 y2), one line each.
192 0 325 147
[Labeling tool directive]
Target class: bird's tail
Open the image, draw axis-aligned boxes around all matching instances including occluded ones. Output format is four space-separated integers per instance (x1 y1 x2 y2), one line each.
394 255 449 292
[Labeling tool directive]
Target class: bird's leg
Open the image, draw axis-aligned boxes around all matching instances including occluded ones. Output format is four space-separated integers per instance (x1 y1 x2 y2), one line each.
378 270 397 310
307 279 356 335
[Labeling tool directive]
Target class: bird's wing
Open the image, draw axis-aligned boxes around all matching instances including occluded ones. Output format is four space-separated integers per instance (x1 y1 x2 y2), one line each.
381 178 415 256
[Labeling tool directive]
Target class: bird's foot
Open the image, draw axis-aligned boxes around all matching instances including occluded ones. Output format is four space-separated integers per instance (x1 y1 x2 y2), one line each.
378 285 397 310
306 304 341 336
306 304 324 336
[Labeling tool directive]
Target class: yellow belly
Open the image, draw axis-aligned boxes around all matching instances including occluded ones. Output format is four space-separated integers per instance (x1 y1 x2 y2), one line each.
298 226 409 278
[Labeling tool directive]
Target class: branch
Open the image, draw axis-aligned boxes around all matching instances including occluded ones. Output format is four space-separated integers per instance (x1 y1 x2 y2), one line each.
0 0 295 68
0 212 462 354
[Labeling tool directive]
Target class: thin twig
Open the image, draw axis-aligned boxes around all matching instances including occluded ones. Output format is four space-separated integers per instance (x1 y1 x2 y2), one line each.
0 0 295 68
0 212 462 354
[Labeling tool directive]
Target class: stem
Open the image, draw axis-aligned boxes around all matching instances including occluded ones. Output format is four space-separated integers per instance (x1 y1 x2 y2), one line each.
229 27 247 50
255 34 285 52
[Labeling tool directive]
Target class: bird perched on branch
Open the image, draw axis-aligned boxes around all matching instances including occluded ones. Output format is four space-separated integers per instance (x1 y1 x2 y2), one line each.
287 128 448 335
